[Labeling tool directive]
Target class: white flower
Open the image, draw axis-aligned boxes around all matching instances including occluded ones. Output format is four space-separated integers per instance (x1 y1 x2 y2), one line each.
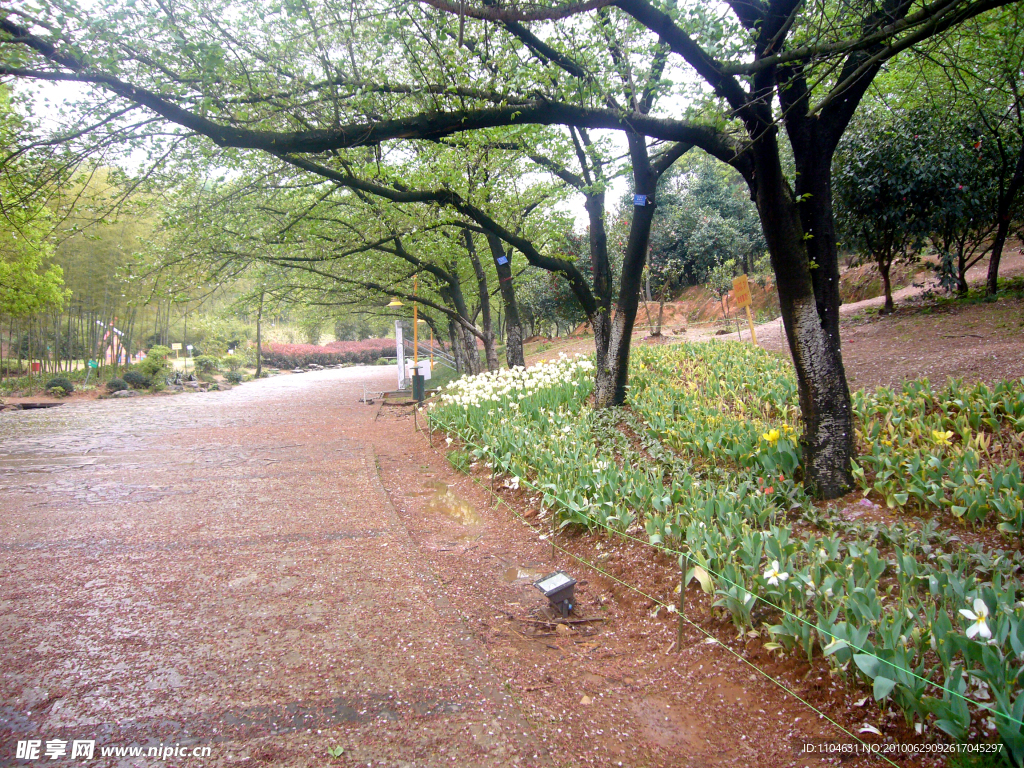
445 437 453 446
763 560 789 587
800 574 816 597
959 598 992 640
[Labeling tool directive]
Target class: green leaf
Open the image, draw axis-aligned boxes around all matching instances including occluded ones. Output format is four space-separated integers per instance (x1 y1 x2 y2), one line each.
873 676 897 701
853 653 881 679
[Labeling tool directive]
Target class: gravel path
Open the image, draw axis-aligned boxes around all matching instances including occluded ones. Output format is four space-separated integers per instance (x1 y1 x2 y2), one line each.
1 368 871 768
0 370 543 767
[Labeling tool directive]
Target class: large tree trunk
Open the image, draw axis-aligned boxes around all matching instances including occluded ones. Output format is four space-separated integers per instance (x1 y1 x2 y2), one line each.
438 276 485 378
447 318 464 374
485 232 525 368
581 189 614 390
463 230 500 371
760 129 854 499
594 135 657 407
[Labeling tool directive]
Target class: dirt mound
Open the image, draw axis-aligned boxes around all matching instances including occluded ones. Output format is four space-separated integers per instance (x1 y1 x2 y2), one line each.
627 260 924 332
839 260 924 303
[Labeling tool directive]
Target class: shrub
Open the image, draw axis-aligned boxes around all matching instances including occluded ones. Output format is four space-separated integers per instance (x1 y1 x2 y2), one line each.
261 339 394 368
226 354 242 371
225 371 243 385
148 345 172 359
45 376 74 395
136 354 169 379
122 370 151 389
106 378 127 393
194 354 221 373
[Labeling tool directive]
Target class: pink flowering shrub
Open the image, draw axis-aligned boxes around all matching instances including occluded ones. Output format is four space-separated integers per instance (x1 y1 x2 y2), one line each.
262 339 393 368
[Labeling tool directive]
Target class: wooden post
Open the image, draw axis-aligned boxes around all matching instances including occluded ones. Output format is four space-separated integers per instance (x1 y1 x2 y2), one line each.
745 305 758 346
677 573 685 652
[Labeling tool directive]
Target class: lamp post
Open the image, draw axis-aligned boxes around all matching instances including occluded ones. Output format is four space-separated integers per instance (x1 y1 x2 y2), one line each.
412 275 419 367
410 276 425 401
386 297 404 389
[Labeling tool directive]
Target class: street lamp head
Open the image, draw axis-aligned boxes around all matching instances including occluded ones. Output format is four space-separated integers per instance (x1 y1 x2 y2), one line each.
386 298 404 307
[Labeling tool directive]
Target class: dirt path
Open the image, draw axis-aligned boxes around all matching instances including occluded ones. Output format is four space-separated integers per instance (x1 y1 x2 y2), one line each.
1 368 867 767
747 253 1024 389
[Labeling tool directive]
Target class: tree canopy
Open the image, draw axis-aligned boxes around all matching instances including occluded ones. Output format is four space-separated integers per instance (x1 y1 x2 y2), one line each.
3 0 1021 495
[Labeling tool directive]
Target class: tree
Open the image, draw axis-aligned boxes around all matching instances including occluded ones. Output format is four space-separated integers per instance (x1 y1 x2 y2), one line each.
899 4 1024 295
3 0 1018 496
833 111 934 313
924 120 1003 294
0 84 68 376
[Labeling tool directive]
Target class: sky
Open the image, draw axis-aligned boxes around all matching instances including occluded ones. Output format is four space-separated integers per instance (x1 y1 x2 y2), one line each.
11 0 709 232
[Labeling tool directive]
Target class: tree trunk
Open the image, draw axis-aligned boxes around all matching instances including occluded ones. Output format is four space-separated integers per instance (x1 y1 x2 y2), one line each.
447 319 464 374
463 229 500 372
879 258 894 315
439 282 483 376
460 324 482 375
987 143 1024 295
255 290 264 379
655 286 667 336
594 135 657 407
957 249 970 295
583 188 615 398
485 232 525 368
762 129 854 499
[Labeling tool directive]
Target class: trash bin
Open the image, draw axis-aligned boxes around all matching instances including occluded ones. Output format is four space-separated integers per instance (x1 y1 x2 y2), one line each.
412 372 425 402
31 362 41 373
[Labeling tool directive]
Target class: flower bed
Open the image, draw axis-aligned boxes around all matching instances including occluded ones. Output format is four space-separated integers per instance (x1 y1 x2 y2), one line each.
429 342 1024 758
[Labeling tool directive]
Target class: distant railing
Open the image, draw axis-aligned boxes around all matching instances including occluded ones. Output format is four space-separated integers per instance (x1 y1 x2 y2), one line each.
401 339 456 371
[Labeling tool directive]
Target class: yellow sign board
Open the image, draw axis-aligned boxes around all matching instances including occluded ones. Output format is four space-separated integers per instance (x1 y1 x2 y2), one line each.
171 343 182 351
731 274 752 309
731 274 758 346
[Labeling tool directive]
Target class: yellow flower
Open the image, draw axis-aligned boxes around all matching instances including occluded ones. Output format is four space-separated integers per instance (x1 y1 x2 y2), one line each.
931 430 954 446
761 429 780 446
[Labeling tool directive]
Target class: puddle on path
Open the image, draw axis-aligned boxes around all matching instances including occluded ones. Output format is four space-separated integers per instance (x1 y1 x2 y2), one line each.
423 482 482 526
501 566 546 583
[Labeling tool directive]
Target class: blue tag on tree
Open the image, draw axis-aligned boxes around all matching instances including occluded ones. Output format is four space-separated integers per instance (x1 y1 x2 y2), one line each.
496 255 509 265
634 194 647 206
